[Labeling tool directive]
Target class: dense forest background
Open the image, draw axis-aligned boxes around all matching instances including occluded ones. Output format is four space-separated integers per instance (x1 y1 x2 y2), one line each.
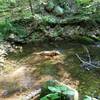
0 0 100 43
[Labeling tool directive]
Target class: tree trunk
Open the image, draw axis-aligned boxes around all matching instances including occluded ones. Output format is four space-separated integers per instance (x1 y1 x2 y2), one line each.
28 0 34 15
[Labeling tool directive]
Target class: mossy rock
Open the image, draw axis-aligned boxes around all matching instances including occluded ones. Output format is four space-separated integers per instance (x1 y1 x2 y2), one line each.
53 6 64 16
45 1 55 12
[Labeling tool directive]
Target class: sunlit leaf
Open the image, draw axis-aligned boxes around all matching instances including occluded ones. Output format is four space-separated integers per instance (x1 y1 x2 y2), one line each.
40 93 60 100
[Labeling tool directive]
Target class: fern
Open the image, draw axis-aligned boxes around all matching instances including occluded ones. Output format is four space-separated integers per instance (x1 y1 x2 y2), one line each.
0 18 28 41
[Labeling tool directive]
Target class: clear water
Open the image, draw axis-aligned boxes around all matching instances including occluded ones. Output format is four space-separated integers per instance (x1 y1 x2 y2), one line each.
8 41 100 98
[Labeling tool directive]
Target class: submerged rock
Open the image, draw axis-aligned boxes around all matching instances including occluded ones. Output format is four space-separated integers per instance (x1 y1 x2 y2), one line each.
33 50 64 63
35 50 61 56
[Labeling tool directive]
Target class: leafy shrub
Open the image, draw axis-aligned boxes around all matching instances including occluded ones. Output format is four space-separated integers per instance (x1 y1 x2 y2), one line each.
40 80 98 100
40 80 76 100
0 18 28 42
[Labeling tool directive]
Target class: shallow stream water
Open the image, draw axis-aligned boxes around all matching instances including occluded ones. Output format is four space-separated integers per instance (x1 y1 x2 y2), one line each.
8 41 100 98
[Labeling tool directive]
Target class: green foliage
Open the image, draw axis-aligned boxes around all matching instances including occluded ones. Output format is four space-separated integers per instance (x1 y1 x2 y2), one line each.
32 32 44 42
42 15 57 24
0 32 4 41
0 0 100 43
48 86 75 95
40 80 75 100
11 24 27 38
0 18 28 41
40 93 60 100
0 0 16 11
75 0 100 24
0 18 13 39
40 80 98 100
83 95 93 100
76 0 92 5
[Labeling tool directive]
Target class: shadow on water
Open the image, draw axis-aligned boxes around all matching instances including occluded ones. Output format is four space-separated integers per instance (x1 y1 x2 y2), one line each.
8 41 100 97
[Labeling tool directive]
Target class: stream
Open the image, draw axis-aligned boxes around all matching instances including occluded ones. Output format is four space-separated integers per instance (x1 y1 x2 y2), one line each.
6 41 100 98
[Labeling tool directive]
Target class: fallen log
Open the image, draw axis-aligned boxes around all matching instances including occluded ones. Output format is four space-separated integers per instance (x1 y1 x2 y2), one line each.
34 50 61 56
75 53 100 70
22 89 41 100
